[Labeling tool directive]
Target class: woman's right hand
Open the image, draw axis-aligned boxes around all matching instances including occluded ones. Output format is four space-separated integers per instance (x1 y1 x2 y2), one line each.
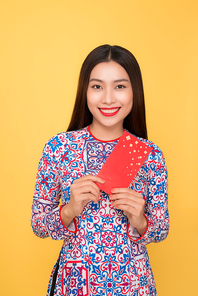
60 175 105 227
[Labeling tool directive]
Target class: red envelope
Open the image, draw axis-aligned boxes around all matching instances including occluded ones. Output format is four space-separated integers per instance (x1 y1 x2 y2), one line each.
97 131 152 195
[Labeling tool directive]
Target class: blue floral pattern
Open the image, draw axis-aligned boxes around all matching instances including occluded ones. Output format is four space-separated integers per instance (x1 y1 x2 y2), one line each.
31 127 169 295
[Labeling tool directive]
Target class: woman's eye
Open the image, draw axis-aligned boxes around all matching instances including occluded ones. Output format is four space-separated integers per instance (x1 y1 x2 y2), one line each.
116 85 126 89
92 85 102 89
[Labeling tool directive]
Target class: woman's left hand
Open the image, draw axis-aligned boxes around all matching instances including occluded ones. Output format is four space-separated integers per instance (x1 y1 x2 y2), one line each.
110 188 147 236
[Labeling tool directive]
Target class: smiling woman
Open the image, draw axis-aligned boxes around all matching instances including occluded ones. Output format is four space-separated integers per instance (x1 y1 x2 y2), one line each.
67 45 147 139
31 45 169 296
87 61 133 140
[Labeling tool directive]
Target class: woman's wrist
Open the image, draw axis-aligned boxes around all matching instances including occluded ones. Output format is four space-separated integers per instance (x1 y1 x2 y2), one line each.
60 204 75 228
135 216 147 236
129 215 147 236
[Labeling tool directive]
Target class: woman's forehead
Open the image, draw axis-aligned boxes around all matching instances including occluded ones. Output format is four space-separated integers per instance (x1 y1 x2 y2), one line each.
89 61 130 82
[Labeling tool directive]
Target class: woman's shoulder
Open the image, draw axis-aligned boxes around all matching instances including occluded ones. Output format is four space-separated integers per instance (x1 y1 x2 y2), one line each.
42 127 89 156
137 136 162 152
46 127 88 143
127 132 166 165
126 131 161 150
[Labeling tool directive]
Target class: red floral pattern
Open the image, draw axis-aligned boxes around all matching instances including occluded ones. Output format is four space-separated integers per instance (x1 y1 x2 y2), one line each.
31 127 169 295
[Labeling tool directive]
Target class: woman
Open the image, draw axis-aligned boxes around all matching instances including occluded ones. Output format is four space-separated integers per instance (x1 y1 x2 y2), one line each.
31 45 169 296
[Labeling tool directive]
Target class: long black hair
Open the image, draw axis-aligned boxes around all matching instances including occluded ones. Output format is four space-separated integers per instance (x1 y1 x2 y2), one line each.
67 45 148 139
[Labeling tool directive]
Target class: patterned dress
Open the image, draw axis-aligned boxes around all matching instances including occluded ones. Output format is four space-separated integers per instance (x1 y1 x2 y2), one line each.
31 126 169 296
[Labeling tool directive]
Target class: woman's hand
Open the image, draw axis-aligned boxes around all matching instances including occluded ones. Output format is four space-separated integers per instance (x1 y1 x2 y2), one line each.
110 188 147 236
61 175 104 228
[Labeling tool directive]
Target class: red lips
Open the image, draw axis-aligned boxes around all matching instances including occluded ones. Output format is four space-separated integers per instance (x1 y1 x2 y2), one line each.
99 107 121 117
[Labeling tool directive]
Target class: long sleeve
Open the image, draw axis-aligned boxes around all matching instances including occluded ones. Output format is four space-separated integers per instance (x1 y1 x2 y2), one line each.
127 148 169 245
31 142 77 240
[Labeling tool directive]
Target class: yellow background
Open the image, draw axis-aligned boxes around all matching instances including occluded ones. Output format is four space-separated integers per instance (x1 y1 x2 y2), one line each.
0 1 197 295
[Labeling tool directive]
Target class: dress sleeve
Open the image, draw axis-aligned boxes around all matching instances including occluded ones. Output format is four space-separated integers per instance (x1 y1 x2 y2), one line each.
31 143 77 240
127 149 169 245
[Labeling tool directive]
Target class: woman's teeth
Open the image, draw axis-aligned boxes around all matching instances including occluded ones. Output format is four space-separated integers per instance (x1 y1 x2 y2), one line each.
100 108 120 113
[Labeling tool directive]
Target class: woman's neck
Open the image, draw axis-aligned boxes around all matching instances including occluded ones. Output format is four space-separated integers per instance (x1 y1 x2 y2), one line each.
89 123 124 141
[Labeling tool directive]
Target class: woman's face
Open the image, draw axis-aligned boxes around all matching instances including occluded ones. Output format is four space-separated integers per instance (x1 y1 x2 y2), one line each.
87 61 133 133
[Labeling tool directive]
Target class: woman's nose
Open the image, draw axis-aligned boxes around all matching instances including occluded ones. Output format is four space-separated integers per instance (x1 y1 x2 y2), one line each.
101 89 116 104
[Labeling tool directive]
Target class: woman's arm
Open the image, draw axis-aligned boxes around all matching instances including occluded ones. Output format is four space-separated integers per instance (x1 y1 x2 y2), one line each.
128 150 169 245
31 142 77 240
31 139 105 240
110 149 169 245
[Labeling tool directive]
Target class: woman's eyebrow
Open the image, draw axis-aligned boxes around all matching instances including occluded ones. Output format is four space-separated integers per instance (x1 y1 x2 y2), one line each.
114 79 130 83
89 78 130 83
89 78 103 82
